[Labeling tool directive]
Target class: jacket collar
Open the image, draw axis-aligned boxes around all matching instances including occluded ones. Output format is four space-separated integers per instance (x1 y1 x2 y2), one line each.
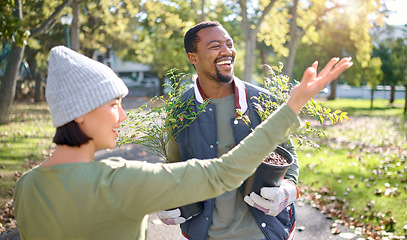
193 76 248 113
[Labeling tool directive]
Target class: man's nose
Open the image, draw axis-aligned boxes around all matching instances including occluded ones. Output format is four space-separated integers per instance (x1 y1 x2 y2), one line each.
220 44 233 55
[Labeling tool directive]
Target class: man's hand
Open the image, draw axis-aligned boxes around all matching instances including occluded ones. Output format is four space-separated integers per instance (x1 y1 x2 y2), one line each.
287 57 353 114
157 208 186 225
244 180 299 216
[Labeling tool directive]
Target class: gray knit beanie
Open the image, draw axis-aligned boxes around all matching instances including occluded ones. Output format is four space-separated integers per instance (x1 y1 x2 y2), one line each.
46 46 129 127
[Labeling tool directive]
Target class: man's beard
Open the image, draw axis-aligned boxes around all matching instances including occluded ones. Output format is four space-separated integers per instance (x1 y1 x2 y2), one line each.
209 66 234 83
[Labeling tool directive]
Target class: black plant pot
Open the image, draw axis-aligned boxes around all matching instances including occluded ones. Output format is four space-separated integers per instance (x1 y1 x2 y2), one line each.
241 145 293 196
177 202 204 220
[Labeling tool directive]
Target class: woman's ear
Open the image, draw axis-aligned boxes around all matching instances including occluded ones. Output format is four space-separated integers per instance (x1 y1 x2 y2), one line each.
74 115 84 124
187 52 197 65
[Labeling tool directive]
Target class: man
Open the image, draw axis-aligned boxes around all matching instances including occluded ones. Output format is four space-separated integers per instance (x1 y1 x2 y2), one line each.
159 22 299 240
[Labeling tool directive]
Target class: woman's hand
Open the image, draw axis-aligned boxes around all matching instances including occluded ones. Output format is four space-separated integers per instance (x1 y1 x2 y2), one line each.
287 57 353 114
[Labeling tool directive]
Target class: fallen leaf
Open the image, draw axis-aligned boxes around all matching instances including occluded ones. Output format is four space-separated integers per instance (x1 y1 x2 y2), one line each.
338 232 358 239
331 226 341 234
297 226 306 232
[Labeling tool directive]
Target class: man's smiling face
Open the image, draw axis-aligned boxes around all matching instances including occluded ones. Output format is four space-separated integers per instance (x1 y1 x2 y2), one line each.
191 26 236 83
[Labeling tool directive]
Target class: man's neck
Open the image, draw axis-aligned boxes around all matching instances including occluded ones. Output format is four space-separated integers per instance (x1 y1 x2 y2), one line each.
197 77 234 99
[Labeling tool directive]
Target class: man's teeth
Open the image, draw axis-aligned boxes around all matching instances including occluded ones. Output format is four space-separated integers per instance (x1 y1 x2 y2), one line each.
217 60 231 65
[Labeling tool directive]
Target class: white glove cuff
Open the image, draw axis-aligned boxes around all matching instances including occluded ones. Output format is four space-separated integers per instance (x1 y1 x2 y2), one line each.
281 180 299 205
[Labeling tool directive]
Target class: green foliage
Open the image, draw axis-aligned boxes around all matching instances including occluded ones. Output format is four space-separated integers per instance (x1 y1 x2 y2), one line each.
237 63 348 149
117 0 198 78
364 57 383 89
293 36 353 86
79 0 140 54
258 0 290 58
0 0 30 47
391 38 407 86
372 43 397 86
288 0 384 86
117 69 209 162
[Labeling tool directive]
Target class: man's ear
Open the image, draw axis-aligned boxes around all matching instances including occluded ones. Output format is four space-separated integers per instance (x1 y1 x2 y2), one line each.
187 52 197 65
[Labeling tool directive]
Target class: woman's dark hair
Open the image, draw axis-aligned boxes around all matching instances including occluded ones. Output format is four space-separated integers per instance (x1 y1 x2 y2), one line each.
53 120 92 147
184 22 222 54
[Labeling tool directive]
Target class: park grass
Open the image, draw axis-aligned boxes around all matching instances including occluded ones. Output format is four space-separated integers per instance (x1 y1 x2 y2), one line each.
322 98 406 117
296 98 407 237
0 101 55 203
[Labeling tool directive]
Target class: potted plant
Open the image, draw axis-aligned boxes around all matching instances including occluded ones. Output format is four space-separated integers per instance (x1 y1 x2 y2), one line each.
238 63 348 195
117 69 209 219
241 145 294 196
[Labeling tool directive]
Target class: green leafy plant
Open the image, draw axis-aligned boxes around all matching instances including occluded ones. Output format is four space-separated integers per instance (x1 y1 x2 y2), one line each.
237 63 349 150
117 69 209 162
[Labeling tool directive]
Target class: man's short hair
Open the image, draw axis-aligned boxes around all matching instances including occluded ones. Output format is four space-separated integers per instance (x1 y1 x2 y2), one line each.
184 22 222 54
53 120 92 147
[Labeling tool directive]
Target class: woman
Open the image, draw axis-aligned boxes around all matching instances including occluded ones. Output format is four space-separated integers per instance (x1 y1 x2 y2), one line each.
13 46 352 240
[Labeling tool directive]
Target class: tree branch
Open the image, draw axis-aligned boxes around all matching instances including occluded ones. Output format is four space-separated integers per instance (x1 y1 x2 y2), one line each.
255 0 277 32
30 0 72 36
238 0 249 37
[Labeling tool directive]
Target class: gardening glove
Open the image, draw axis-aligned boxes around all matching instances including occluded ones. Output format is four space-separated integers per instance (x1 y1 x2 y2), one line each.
244 179 299 216
157 208 186 225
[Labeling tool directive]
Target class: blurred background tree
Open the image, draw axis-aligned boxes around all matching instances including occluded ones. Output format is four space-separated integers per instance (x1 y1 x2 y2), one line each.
1 0 406 125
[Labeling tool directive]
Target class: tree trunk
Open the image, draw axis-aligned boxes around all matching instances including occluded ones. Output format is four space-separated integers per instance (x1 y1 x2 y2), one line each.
33 70 43 102
0 44 25 124
0 0 24 124
191 0 206 22
285 36 299 80
243 32 256 83
370 88 374 109
404 84 407 113
199 0 206 22
239 0 276 84
71 0 80 51
285 0 299 79
26 48 43 102
159 76 165 96
328 79 337 100
259 45 270 79
390 83 395 104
